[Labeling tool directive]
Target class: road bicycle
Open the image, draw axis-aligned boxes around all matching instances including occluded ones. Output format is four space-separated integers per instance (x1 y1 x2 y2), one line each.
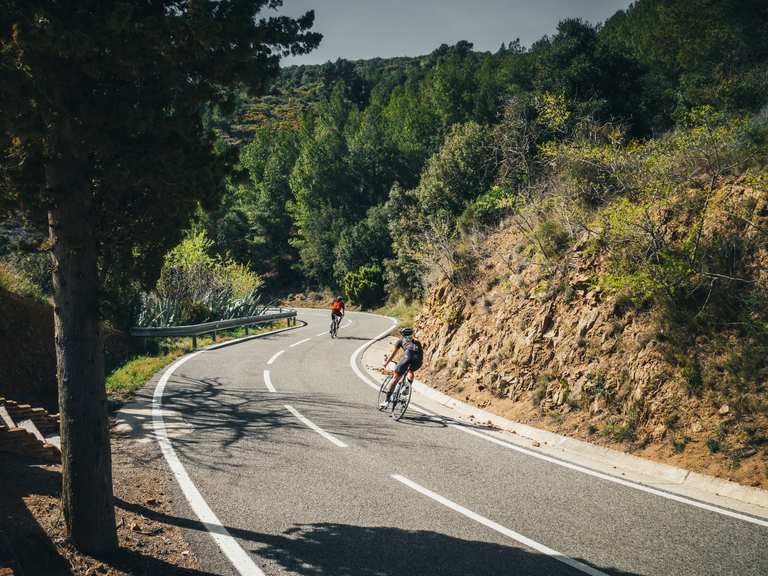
377 360 413 421
330 314 341 338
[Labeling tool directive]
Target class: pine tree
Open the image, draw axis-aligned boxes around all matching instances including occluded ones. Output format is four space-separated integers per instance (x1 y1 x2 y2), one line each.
0 0 319 554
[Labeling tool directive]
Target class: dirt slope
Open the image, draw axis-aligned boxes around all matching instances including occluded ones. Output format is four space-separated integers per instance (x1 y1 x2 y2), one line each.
0 287 133 411
415 185 768 488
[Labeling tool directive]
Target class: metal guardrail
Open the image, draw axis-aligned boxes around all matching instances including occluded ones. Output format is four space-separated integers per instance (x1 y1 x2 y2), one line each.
130 308 298 348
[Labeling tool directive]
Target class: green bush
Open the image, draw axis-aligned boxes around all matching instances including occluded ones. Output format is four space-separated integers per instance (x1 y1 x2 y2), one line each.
458 185 520 229
533 218 570 258
136 230 265 327
600 421 636 442
343 263 385 309
0 261 44 300
680 361 704 395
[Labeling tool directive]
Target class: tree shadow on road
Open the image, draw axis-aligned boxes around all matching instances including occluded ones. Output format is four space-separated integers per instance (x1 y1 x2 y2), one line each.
112 500 642 576
252 522 643 576
122 372 431 472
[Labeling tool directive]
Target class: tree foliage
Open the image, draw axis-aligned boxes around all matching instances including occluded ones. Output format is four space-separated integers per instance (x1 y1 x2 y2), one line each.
0 0 319 554
208 2 768 304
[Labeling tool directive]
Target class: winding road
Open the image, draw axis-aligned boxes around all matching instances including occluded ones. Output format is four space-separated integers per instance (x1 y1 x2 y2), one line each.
149 309 768 576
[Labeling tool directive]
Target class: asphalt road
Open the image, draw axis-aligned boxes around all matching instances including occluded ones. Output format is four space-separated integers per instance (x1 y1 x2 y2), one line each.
154 309 768 576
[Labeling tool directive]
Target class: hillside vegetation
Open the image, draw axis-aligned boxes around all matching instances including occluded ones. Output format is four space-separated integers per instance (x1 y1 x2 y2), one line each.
415 174 768 486
2 0 767 484
200 0 767 484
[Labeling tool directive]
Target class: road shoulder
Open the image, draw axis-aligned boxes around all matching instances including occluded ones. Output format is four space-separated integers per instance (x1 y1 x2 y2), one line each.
361 336 768 519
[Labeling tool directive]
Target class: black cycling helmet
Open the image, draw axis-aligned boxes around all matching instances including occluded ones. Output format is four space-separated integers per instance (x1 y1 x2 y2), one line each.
400 327 414 338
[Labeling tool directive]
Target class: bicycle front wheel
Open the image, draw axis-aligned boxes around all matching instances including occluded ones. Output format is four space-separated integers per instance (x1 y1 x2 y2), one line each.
378 375 392 410
392 381 411 421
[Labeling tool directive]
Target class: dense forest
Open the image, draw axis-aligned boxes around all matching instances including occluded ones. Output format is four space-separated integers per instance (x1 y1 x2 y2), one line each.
197 0 768 309
3 0 768 323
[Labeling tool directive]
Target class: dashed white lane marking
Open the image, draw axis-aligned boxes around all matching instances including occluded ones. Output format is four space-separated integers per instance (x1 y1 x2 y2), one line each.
154 354 266 576
263 370 276 392
348 317 768 528
289 337 311 348
316 331 328 336
391 474 609 576
267 350 284 365
284 405 348 448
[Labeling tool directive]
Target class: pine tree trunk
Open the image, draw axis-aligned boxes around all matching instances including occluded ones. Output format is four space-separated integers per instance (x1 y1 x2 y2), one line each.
48 181 117 555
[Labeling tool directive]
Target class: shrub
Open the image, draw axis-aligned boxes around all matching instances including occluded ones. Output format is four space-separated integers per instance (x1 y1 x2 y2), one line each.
680 361 704 395
136 230 264 327
533 218 570 257
0 261 44 300
600 421 635 442
343 263 385 309
458 185 520 229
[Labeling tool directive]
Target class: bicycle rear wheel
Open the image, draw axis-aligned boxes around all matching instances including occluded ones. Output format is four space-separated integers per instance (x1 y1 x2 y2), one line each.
377 375 392 410
330 319 337 338
391 380 412 421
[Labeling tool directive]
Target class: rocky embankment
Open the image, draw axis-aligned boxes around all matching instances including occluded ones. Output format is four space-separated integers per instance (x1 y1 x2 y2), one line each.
414 185 768 488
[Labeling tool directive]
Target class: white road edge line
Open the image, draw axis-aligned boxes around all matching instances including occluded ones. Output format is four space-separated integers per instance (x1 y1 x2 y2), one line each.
447 422 768 528
284 405 348 448
154 353 265 576
349 317 768 528
391 474 609 576
263 370 276 393
289 337 311 348
267 350 284 365
349 319 397 391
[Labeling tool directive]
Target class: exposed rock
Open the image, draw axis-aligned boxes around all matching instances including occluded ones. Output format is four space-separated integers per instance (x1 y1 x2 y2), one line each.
690 422 703 433
413 184 768 489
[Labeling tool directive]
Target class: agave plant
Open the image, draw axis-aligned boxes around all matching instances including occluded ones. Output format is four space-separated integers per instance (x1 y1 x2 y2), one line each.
134 231 266 327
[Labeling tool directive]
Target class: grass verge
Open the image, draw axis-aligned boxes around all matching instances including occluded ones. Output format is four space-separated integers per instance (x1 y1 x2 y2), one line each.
374 299 421 328
106 321 288 402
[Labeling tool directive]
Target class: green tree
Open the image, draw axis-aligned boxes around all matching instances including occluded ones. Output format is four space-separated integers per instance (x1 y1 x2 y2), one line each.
334 204 392 282
415 122 496 220
383 82 439 187
0 0 319 554
209 125 300 281
343 263 386 309
420 42 478 133
288 84 354 285
601 0 768 125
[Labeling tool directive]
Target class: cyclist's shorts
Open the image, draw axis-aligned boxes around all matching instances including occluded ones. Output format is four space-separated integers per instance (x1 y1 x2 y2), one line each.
331 310 343 319
396 356 422 374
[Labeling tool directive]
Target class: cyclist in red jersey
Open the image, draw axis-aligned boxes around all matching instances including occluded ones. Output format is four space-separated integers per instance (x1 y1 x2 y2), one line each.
330 296 345 332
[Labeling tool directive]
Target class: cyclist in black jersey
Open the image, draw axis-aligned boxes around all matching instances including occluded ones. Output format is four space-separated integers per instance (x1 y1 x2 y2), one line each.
380 327 423 408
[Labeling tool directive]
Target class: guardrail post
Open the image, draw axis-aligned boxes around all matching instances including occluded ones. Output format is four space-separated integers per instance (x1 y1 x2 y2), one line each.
212 330 217 342
192 335 197 349
245 325 249 336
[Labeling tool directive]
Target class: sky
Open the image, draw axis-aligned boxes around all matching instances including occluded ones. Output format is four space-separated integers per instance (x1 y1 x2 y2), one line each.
275 0 633 66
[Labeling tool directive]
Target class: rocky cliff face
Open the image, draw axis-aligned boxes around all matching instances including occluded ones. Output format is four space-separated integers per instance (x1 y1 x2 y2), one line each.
414 184 768 488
